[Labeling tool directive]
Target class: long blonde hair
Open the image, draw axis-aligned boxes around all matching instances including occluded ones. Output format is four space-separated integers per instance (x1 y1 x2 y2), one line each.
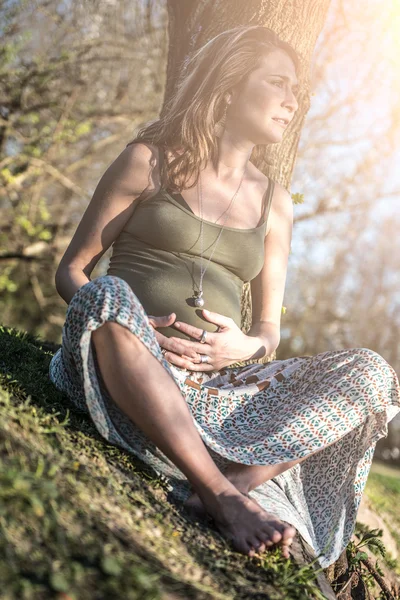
128 25 300 193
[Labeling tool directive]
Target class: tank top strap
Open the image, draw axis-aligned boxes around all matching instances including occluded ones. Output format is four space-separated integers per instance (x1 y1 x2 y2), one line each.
258 177 275 227
262 177 275 222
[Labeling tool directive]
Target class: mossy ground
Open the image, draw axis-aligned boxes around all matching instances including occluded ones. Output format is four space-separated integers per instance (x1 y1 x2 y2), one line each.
0 324 397 599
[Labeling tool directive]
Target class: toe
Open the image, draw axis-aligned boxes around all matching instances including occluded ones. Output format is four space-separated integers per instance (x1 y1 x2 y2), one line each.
276 520 296 535
261 537 275 548
281 534 294 547
270 528 283 544
260 522 282 544
258 529 275 547
248 537 266 554
233 537 255 557
255 537 267 553
282 525 297 542
269 520 296 544
246 542 258 557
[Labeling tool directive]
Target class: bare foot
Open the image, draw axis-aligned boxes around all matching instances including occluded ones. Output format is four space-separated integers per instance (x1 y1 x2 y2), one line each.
184 484 296 558
184 489 209 520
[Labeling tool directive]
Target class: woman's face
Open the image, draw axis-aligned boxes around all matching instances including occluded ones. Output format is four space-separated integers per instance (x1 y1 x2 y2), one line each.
228 49 299 145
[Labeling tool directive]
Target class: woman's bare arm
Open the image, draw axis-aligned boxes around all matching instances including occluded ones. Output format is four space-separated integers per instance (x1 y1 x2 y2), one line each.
248 181 294 355
55 142 162 305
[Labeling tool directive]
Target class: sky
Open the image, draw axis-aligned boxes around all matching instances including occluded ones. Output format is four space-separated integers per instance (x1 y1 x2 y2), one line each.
289 0 400 270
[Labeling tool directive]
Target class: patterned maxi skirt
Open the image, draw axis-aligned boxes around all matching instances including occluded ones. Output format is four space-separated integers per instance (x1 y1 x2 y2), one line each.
49 275 400 568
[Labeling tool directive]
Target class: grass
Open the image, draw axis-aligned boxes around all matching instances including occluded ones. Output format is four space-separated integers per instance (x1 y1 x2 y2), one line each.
0 323 398 599
364 463 400 575
370 461 400 480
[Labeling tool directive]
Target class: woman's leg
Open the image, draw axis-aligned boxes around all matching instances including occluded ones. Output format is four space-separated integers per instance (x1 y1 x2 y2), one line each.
91 321 296 557
221 433 343 494
184 433 350 549
222 456 308 494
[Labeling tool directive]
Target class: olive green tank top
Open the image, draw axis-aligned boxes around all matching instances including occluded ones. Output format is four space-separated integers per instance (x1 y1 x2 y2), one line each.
107 148 275 340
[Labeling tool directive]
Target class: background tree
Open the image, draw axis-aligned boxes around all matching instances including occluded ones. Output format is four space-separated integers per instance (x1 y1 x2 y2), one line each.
0 0 169 331
0 0 331 342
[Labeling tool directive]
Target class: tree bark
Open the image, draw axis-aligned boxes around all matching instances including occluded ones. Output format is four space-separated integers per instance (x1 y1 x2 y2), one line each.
162 0 332 361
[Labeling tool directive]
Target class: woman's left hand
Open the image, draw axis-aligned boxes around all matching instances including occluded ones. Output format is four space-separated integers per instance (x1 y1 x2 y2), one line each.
162 309 253 371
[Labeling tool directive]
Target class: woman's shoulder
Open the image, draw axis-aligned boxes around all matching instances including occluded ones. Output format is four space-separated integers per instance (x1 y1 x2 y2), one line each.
123 141 165 201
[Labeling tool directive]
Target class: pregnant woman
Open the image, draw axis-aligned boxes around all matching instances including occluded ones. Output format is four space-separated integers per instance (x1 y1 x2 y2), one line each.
49 25 400 566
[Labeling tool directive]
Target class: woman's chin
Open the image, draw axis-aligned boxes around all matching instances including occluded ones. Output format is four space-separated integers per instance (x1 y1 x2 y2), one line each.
260 132 283 145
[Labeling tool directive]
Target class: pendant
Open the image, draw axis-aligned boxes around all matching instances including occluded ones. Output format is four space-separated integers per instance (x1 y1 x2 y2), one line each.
193 291 205 307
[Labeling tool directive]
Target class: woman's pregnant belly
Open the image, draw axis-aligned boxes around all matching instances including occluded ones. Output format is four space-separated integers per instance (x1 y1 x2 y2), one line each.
107 250 243 341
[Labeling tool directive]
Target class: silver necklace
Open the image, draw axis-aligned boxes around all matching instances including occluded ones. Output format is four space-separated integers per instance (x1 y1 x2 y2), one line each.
193 168 246 307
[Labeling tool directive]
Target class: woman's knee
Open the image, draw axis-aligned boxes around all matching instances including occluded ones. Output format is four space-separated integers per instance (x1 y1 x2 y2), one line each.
352 347 397 385
67 275 142 322
64 275 150 346
355 347 387 366
68 275 135 308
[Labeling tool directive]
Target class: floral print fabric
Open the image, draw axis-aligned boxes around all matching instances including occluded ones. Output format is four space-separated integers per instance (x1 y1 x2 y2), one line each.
49 275 400 567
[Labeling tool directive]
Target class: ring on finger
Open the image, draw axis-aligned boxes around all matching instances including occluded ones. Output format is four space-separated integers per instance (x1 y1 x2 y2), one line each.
161 348 167 356
200 329 207 344
200 354 210 363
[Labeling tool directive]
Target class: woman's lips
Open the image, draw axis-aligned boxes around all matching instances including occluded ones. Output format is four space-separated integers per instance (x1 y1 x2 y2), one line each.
272 117 288 128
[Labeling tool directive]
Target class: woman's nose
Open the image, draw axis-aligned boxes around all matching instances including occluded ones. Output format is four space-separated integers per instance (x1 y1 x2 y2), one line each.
284 89 299 113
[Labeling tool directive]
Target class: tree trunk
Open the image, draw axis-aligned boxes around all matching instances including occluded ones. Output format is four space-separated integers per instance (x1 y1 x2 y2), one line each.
160 4 339 597
162 0 331 364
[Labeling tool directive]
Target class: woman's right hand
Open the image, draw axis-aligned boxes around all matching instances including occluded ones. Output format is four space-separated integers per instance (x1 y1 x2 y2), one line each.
147 313 199 362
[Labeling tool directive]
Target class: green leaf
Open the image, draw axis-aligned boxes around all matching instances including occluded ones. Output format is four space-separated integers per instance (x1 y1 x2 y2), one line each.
366 538 386 557
49 572 69 592
38 230 52 241
354 551 368 562
0 168 15 184
30 496 45 517
101 556 122 576
75 121 92 137
291 192 304 205
362 528 383 540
